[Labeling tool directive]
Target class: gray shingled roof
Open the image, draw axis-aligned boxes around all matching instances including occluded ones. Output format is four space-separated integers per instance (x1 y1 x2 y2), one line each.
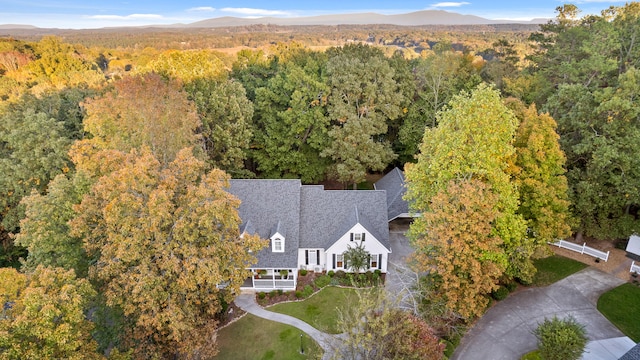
620 343 640 360
299 186 390 251
374 167 410 221
228 180 301 268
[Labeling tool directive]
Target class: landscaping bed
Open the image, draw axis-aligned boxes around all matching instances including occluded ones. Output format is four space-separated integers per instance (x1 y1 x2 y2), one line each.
256 269 384 307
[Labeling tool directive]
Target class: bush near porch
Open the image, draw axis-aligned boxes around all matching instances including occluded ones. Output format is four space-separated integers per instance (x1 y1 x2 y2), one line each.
255 270 383 307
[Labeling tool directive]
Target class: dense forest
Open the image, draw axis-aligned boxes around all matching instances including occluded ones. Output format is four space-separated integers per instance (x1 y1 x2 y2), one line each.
1 3 640 359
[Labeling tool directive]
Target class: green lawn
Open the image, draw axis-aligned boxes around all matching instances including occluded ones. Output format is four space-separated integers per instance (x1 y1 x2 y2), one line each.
532 255 588 287
597 283 640 342
215 314 322 360
268 286 359 334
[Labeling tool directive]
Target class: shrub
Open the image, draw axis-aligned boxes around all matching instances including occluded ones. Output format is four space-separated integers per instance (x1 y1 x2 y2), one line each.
257 292 266 300
335 270 346 278
505 281 518 292
374 269 382 277
357 274 367 286
491 286 509 301
295 291 303 299
302 284 314 298
299 269 308 276
328 270 335 278
277 289 283 296
268 291 277 298
314 275 331 288
533 316 587 360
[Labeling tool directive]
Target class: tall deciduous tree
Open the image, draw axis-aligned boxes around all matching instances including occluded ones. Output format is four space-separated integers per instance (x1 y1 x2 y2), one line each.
71 147 265 359
252 56 331 182
506 99 572 249
322 44 400 188
21 36 105 93
399 51 482 161
80 73 201 166
0 266 103 360
412 179 504 320
186 78 254 177
406 84 530 282
15 174 91 276
143 50 226 83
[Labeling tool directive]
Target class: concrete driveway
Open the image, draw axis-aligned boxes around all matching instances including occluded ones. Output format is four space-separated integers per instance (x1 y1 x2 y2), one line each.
452 268 627 360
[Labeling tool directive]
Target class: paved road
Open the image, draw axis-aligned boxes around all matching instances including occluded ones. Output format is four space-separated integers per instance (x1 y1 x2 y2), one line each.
452 268 626 360
235 293 338 360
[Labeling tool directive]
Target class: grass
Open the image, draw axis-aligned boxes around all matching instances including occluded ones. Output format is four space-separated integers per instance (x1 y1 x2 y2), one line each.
268 286 360 334
215 314 322 360
521 350 542 360
597 283 640 342
531 255 588 287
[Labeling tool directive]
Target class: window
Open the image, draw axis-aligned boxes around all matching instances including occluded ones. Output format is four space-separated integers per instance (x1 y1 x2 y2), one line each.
351 232 366 241
337 254 344 268
273 238 283 252
370 254 377 269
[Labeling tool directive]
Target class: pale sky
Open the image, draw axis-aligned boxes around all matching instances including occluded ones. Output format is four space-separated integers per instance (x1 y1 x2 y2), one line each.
0 1 629 29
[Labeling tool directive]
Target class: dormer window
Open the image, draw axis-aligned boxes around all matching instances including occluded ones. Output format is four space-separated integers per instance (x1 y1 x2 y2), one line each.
273 237 283 252
350 232 366 241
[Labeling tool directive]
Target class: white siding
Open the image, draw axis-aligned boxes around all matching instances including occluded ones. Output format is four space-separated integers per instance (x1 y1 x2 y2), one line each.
325 223 390 273
297 248 326 272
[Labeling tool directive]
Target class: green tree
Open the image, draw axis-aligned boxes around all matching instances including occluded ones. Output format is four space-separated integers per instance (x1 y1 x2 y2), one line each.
506 99 572 249
322 44 400 188
343 241 370 274
185 78 254 176
0 266 103 360
398 51 481 161
71 147 266 359
15 174 91 276
252 55 331 182
533 316 587 360
405 84 529 281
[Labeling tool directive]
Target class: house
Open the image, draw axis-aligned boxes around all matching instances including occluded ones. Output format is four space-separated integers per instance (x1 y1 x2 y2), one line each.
373 167 415 221
227 179 391 291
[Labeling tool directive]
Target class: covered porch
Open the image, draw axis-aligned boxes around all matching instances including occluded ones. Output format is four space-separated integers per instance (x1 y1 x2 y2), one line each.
241 268 297 291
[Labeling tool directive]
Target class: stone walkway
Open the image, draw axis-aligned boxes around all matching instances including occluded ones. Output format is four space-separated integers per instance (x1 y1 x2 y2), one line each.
235 293 338 360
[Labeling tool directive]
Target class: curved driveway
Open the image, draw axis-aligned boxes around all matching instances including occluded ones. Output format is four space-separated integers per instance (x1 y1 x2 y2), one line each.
452 268 626 360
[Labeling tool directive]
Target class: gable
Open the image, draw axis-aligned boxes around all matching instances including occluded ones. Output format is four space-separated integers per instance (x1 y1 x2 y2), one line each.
299 186 390 250
228 179 301 268
326 223 391 254
374 167 410 221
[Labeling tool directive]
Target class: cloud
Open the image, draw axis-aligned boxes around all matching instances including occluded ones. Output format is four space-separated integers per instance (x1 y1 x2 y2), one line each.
187 6 216 12
220 7 292 16
430 2 471 7
87 13 163 20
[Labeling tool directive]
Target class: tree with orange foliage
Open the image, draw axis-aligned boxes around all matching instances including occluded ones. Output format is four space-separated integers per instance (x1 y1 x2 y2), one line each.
413 179 504 320
71 147 265 359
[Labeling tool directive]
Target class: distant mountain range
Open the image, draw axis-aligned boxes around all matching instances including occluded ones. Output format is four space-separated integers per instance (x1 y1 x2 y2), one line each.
0 10 549 30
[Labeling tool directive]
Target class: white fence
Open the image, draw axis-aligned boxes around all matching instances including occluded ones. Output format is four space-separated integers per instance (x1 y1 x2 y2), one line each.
550 240 610 262
631 261 640 274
